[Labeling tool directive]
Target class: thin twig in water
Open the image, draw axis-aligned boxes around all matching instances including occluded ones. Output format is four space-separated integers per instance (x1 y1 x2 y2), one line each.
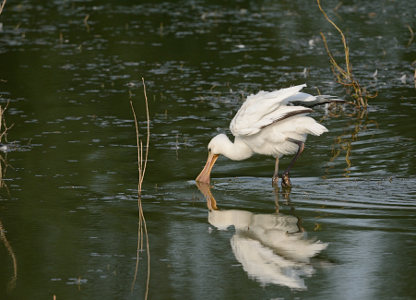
130 78 150 299
83 14 90 32
0 0 6 16
317 0 376 108
318 0 351 76
0 101 14 143
407 25 414 47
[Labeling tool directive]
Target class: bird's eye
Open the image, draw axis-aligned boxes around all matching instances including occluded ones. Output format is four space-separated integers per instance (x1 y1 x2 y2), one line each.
208 148 211 152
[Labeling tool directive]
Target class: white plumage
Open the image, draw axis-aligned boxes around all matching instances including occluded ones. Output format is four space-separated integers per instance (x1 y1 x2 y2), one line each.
196 84 340 187
208 208 328 289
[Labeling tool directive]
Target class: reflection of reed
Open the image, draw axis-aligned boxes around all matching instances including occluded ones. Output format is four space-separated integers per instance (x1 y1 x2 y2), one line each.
324 109 378 176
0 220 17 292
0 102 13 194
317 0 377 109
0 100 16 293
196 183 327 290
130 78 150 298
0 154 11 195
0 102 14 144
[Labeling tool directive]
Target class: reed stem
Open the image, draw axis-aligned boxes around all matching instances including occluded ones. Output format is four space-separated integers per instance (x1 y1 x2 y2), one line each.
130 78 151 299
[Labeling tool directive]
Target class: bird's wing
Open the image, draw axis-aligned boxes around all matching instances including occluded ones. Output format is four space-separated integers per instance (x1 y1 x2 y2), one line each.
230 84 311 136
255 106 313 131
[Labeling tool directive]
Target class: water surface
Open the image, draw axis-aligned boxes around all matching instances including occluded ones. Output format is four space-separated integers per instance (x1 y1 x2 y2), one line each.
0 0 415 299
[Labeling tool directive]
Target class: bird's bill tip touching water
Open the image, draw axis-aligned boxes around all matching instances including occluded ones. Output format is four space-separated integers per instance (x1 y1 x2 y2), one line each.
195 153 219 184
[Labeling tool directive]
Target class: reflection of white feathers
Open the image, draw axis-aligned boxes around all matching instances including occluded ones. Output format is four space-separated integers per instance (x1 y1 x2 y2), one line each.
208 209 328 290
231 236 313 290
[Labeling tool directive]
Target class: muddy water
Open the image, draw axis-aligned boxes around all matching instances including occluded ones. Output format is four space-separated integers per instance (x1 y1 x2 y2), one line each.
0 0 415 299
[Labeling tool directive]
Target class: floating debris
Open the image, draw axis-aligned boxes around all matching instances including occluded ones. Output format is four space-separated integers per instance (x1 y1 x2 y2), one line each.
400 74 407 84
0 143 8 152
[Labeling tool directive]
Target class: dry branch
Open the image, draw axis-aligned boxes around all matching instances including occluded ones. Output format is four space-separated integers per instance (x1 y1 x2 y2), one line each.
317 0 375 108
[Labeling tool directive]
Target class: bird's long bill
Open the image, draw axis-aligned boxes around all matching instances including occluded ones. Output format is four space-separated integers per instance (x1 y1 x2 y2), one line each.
195 153 219 184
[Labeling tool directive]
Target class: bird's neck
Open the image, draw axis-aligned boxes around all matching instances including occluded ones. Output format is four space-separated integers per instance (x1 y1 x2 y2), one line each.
221 136 253 161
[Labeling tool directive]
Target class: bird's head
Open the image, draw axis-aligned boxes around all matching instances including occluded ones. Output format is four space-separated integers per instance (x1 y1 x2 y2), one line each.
207 133 228 155
195 134 228 184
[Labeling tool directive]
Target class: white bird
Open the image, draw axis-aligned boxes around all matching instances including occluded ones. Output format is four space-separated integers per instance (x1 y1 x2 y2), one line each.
195 84 342 187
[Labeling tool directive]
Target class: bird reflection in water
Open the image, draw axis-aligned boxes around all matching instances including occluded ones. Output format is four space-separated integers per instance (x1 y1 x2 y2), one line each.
196 182 328 290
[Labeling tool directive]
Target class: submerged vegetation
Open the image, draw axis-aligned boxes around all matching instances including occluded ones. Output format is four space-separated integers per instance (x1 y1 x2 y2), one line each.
130 78 151 299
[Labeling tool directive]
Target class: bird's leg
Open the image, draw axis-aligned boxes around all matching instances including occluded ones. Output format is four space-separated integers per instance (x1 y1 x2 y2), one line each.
273 185 280 213
281 140 305 188
272 157 279 186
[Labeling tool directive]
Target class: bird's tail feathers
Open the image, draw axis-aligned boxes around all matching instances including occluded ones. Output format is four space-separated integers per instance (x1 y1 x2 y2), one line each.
308 95 344 107
291 95 344 108
306 121 328 136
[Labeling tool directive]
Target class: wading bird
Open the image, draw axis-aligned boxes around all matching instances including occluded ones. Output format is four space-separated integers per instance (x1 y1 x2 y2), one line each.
195 84 341 187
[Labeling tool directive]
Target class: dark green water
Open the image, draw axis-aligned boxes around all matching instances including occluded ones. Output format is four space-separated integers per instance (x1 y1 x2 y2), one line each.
0 0 415 299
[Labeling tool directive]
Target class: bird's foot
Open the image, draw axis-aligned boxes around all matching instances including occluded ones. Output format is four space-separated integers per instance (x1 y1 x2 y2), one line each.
281 173 292 189
272 175 279 187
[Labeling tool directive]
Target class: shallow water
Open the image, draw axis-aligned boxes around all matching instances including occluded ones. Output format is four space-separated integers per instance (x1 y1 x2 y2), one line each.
0 0 415 299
